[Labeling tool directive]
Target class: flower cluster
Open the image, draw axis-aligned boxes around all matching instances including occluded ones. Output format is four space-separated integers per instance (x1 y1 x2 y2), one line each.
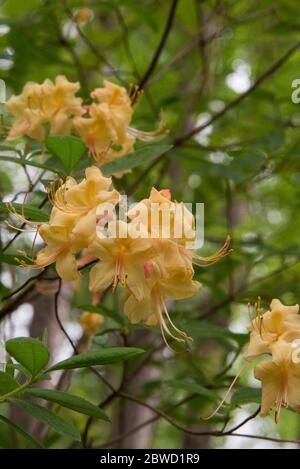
245 299 300 422
5 76 165 165
19 167 230 349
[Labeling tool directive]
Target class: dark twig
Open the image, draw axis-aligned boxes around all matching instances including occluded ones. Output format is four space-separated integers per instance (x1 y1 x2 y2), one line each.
175 40 300 145
54 278 77 353
137 0 179 92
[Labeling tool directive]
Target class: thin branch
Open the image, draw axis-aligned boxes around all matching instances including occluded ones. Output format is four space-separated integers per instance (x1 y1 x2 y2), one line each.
222 407 261 435
128 40 300 196
54 278 77 353
175 40 300 145
62 0 127 85
137 0 179 92
1 272 44 302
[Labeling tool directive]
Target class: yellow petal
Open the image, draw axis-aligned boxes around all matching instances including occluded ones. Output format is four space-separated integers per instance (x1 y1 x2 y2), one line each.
89 261 114 292
56 251 80 281
244 331 270 359
254 360 281 416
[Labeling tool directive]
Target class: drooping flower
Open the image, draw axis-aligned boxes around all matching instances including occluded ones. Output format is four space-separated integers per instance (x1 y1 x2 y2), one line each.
6 76 83 141
88 221 155 301
73 102 135 165
48 166 119 222
245 298 300 359
254 340 300 422
128 187 231 267
204 298 300 421
19 201 98 282
124 258 201 350
74 81 166 165
128 187 195 246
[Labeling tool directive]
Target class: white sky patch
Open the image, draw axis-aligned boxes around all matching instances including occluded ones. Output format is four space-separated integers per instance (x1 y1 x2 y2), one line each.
226 59 252 94
209 100 225 113
219 407 295 449
193 112 213 145
62 20 78 40
188 174 201 189
1 271 12 289
0 24 10 36
0 58 13 71
0 303 34 341
209 151 232 165
267 209 283 225
52 322 82 365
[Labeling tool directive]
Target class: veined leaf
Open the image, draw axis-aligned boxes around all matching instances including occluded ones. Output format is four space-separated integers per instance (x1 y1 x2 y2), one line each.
45 136 86 174
0 202 49 222
6 337 50 377
0 252 28 266
24 388 110 421
231 387 261 405
9 398 81 442
48 347 144 371
0 155 64 175
165 379 218 401
0 371 19 395
101 144 173 175
0 415 44 449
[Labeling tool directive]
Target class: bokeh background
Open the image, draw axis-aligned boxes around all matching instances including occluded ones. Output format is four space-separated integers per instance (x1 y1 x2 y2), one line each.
1 0 300 449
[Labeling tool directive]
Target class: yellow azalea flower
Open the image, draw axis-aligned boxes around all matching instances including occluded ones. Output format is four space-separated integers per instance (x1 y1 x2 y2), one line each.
91 81 167 143
21 216 95 281
128 187 196 245
254 340 300 422
124 260 201 350
88 221 155 300
245 298 300 359
49 166 119 219
6 75 83 141
128 187 231 267
91 80 133 143
73 101 135 165
80 312 104 336
74 80 166 165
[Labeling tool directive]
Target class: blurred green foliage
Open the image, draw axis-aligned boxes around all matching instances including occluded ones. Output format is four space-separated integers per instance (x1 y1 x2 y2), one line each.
1 0 300 449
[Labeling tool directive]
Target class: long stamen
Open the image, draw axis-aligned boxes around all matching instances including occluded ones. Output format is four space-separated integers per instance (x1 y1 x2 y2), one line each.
203 362 248 420
275 373 289 423
192 235 232 267
6 203 43 226
4 220 36 232
48 178 91 215
162 301 192 342
127 117 168 142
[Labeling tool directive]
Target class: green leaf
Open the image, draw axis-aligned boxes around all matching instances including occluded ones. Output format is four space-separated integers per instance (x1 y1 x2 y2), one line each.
0 371 19 395
77 304 124 326
178 319 245 350
9 398 81 442
5 337 50 377
45 136 86 174
165 379 218 401
48 347 144 371
24 388 110 422
0 252 27 266
231 387 261 405
0 143 21 154
101 144 173 175
0 415 44 449
0 155 64 175
0 202 49 222
2 0 41 17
